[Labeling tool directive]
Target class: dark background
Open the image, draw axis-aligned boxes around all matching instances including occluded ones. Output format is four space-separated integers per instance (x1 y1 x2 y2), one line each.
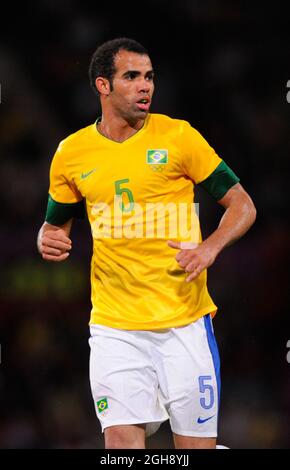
0 0 290 449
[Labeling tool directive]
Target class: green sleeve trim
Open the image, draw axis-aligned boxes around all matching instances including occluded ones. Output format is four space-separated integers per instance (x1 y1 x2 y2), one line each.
45 195 85 225
198 160 240 200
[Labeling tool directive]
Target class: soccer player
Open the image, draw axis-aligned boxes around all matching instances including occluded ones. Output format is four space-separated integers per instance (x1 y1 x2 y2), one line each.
37 38 256 449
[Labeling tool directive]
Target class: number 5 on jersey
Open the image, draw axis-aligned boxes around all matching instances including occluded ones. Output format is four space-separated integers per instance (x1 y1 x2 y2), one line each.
114 179 135 212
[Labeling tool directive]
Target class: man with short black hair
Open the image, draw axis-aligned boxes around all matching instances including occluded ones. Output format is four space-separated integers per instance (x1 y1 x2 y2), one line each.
37 37 256 449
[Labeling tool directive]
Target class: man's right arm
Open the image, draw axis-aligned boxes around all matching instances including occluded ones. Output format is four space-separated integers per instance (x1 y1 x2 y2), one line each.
37 219 73 262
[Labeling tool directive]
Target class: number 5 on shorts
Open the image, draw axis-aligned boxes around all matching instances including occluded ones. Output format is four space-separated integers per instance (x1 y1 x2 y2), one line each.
198 375 214 410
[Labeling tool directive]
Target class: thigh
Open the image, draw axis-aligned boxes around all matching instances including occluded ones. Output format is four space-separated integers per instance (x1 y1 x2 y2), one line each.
154 314 220 438
89 325 168 433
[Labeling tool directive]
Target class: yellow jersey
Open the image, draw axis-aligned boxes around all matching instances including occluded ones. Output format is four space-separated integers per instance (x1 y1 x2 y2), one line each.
47 113 229 329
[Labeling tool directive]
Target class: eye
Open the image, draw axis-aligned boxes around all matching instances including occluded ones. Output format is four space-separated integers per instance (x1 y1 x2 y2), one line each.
126 72 136 80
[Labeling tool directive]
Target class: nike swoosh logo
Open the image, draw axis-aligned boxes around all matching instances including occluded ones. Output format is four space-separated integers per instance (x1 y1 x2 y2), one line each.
81 169 96 179
197 415 215 424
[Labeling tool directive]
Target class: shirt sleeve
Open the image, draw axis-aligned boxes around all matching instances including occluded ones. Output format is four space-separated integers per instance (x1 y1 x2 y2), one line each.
45 143 85 225
48 143 83 204
180 120 222 184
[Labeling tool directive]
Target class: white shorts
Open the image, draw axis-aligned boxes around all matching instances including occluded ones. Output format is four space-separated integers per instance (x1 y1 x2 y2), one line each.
89 314 220 438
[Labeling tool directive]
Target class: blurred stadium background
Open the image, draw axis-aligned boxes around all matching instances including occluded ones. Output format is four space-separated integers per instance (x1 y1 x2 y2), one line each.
1 0 290 449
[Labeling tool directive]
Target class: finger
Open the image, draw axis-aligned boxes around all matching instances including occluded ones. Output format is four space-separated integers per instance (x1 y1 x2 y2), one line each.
186 268 202 282
175 245 199 261
176 252 196 267
177 257 190 268
47 231 72 245
184 261 197 273
42 252 70 262
42 238 72 251
167 240 181 249
175 251 192 262
42 246 63 256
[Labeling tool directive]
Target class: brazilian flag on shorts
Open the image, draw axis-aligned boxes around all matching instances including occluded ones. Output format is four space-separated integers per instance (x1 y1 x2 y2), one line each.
97 397 108 413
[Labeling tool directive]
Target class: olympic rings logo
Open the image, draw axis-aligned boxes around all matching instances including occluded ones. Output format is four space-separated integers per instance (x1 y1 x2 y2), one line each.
150 165 165 172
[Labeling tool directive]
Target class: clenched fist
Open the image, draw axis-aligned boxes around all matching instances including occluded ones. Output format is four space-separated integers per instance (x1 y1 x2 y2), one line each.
38 225 72 262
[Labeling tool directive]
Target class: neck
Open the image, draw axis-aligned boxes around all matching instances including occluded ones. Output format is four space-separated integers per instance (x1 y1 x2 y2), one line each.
97 111 146 143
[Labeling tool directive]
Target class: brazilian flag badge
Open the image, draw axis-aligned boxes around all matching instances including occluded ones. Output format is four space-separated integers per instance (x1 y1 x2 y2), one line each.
147 149 168 164
97 397 108 413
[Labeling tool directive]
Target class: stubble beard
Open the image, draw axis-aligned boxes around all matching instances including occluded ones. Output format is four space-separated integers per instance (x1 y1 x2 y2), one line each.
121 105 148 128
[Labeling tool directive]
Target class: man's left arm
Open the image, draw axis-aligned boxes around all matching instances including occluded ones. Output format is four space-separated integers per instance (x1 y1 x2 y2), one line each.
168 182 256 282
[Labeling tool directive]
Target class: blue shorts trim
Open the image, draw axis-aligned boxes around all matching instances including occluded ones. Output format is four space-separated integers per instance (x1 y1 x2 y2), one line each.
204 314 221 410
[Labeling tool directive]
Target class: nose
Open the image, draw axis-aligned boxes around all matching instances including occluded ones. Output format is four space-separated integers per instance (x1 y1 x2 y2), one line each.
137 77 151 93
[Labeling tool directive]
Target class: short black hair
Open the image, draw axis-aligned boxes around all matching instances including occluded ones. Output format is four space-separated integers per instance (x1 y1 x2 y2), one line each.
89 37 149 94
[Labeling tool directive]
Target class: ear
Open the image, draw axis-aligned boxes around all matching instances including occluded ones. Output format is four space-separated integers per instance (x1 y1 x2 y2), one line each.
95 77 111 96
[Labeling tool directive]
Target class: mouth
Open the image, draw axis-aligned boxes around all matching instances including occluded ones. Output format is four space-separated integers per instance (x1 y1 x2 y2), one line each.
136 97 151 112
